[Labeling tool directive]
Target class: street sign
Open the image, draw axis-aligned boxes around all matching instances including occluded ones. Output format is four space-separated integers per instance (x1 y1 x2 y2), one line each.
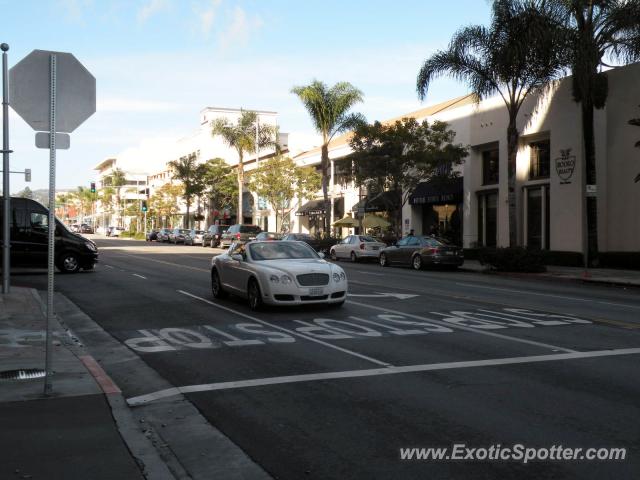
9 49 96 133
35 132 70 149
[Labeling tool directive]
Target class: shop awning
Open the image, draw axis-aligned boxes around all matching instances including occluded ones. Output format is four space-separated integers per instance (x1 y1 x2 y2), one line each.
409 177 463 205
351 190 399 213
295 199 326 216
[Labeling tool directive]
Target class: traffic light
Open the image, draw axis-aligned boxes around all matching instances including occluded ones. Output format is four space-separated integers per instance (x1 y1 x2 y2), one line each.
141 200 148 212
90 181 96 193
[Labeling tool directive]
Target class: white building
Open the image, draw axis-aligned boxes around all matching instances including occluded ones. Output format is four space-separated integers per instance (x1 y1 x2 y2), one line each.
290 62 640 259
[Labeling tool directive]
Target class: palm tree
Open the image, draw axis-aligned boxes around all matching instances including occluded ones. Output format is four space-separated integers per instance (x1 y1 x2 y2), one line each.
417 0 567 247
550 0 640 265
292 80 365 236
211 110 276 223
168 153 207 228
104 168 127 227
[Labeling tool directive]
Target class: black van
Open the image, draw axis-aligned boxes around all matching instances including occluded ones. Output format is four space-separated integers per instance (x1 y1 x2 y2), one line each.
0 197 98 273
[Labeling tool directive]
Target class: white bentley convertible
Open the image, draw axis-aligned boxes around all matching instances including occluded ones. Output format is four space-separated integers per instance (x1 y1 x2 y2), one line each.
211 241 348 310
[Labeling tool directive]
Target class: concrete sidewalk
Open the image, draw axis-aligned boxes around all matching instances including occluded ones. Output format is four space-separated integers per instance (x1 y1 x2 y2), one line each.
1 287 273 480
461 260 640 287
0 288 162 480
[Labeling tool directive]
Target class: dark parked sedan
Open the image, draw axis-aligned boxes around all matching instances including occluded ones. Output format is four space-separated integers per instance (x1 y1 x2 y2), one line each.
255 232 283 241
281 233 322 252
168 228 190 244
157 228 172 242
145 229 159 241
220 224 261 248
378 236 464 270
202 224 228 248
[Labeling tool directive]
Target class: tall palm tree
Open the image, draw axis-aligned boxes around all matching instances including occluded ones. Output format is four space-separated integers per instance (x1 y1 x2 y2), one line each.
551 0 640 265
417 0 567 247
211 110 276 223
168 153 207 228
291 80 365 235
105 168 127 227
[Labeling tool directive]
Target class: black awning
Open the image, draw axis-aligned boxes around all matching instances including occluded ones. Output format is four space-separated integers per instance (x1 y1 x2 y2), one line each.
295 199 326 216
351 190 399 213
409 177 463 205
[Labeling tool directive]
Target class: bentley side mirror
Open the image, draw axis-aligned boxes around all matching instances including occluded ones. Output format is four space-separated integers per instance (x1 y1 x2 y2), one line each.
318 252 325 259
230 254 243 262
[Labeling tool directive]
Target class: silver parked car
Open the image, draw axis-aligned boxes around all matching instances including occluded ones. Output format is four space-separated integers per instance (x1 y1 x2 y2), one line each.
184 229 206 246
329 235 387 262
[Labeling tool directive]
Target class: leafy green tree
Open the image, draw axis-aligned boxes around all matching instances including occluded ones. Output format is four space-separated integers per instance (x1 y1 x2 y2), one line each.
248 155 321 232
201 158 238 223
348 118 468 236
417 0 567 247
16 186 33 199
168 153 207 228
291 80 365 235
149 183 182 228
211 110 276 222
549 0 640 265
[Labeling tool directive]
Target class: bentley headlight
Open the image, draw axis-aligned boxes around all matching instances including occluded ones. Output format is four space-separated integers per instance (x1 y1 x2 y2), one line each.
85 241 97 252
281 275 292 284
333 272 341 283
270 274 280 283
340 271 346 280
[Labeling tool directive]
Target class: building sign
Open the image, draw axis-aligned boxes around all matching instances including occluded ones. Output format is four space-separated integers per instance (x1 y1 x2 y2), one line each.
411 193 457 205
555 148 576 184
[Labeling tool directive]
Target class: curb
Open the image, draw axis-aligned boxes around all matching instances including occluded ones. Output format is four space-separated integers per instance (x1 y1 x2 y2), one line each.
458 266 640 289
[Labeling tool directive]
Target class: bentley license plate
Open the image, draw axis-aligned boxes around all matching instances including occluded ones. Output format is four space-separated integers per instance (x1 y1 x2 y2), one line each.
308 287 324 296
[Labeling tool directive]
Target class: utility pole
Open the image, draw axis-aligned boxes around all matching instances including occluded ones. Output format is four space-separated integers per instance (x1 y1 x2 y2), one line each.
1 43 11 294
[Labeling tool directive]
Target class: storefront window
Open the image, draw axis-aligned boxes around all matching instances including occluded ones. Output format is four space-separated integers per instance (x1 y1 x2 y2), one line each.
482 149 499 185
529 140 550 179
525 185 550 249
477 192 497 247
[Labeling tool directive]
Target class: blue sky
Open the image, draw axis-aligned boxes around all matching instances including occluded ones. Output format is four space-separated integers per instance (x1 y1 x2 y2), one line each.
2 0 492 192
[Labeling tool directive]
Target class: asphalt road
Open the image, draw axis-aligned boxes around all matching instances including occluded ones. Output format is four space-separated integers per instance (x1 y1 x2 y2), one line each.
12 237 640 479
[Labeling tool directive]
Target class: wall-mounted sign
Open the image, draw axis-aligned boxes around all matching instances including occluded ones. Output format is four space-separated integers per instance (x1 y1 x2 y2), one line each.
555 148 576 184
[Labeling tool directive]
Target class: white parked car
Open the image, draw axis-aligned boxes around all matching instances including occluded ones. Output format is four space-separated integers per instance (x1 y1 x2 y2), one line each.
329 235 387 262
211 241 348 310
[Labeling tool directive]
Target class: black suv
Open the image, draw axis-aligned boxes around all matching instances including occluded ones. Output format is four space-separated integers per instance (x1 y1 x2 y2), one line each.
202 224 228 248
0 197 98 273
219 224 261 248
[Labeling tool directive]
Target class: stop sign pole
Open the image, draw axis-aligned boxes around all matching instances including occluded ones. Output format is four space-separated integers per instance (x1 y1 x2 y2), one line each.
9 50 95 395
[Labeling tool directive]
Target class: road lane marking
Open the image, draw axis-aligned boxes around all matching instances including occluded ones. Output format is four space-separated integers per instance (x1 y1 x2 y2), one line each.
103 264 114 269
347 292 419 299
132 274 147 280
126 347 640 406
455 282 640 311
110 253 209 272
346 300 577 353
356 271 385 276
177 290 392 367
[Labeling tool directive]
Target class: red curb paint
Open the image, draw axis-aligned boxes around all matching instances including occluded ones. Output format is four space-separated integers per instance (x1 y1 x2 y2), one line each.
79 355 121 395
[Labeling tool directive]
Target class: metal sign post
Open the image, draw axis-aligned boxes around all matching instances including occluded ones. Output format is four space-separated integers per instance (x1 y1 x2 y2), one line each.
9 49 96 395
44 54 57 395
1 43 10 294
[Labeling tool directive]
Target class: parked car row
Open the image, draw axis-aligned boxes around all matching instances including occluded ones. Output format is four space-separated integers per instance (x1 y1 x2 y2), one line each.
329 235 464 270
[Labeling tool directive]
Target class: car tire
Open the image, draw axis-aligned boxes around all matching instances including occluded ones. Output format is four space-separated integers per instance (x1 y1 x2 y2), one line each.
247 278 263 311
330 249 337 261
57 252 81 273
379 253 388 267
350 251 358 263
211 268 228 299
412 254 423 270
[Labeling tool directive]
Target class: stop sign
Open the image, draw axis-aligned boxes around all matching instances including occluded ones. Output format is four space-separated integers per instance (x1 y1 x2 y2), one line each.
9 49 96 133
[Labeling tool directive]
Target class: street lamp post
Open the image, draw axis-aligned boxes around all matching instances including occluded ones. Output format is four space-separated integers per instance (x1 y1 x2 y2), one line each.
1 43 11 294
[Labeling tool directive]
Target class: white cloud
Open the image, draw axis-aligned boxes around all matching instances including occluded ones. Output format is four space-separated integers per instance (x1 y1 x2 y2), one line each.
218 6 263 51
58 0 93 24
195 0 221 39
137 0 170 23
